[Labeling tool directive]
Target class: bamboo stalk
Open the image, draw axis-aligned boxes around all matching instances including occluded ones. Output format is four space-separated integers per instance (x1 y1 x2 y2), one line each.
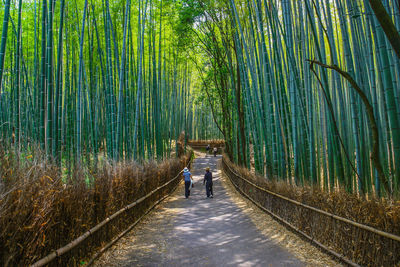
222 156 400 242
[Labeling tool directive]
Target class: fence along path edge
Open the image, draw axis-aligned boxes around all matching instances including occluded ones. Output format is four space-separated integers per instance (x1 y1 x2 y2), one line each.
31 153 193 267
85 193 170 266
222 157 400 266
222 157 400 242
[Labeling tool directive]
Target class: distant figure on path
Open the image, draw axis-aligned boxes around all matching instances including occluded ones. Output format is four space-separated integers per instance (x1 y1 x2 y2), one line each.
206 144 210 156
203 167 213 198
213 147 217 157
183 167 193 198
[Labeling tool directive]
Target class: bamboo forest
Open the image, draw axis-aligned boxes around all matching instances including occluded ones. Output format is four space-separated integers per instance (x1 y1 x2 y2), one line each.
1 0 400 266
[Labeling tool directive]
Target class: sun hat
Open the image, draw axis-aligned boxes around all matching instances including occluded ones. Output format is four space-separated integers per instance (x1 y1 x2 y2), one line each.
183 167 189 172
206 167 210 171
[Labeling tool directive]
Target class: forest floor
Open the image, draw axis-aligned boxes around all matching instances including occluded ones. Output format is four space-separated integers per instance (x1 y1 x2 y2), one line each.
93 152 340 266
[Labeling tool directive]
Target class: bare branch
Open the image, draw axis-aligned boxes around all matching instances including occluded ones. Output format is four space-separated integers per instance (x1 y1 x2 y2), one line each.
308 59 391 197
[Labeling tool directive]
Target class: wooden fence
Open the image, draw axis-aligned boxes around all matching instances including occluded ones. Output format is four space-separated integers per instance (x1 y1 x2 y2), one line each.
31 152 193 267
222 157 400 267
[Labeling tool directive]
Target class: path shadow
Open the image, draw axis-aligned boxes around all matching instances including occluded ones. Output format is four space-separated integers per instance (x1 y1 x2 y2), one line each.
111 155 304 267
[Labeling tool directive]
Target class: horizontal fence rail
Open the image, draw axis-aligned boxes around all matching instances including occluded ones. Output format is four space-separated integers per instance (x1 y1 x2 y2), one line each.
187 140 225 148
31 153 193 267
222 157 400 267
86 193 170 266
188 144 224 148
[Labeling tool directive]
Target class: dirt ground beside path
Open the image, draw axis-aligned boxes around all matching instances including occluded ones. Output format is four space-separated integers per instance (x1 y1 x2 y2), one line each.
220 172 341 267
94 154 341 267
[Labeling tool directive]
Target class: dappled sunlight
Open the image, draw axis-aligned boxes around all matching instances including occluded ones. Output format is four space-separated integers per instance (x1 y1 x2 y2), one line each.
1 0 398 264
95 154 304 266
221 172 341 267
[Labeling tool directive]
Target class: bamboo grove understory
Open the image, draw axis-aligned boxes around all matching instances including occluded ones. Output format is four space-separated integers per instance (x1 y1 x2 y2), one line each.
1 0 400 198
183 0 400 198
0 0 199 167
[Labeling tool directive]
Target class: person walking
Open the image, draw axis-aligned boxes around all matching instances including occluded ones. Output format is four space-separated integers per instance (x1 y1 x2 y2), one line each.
213 147 217 157
206 144 210 156
203 167 213 198
183 167 193 198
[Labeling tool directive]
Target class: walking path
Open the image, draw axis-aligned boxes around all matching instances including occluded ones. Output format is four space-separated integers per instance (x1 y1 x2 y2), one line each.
94 154 337 266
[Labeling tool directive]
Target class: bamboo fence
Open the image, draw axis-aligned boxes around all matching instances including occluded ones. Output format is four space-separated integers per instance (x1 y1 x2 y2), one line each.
30 152 193 267
222 156 400 267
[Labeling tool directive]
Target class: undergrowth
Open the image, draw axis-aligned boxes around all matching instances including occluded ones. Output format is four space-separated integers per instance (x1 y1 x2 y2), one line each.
223 154 400 266
223 155 400 235
0 145 192 266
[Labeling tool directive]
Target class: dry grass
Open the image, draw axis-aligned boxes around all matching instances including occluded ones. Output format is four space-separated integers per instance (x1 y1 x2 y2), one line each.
0 146 192 266
222 154 400 267
220 171 341 267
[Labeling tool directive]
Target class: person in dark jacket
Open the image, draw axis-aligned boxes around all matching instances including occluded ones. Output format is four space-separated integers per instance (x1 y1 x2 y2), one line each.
203 167 213 198
183 167 193 198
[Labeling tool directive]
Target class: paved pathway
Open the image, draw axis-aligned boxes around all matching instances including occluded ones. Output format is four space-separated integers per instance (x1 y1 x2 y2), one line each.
95 155 304 267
